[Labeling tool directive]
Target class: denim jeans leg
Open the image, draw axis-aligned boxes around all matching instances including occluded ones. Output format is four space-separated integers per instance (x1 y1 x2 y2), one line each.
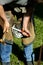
1 43 12 62
0 44 1 61
24 43 34 62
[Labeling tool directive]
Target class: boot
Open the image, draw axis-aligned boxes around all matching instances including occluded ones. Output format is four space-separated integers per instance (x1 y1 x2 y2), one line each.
27 61 33 65
2 62 10 65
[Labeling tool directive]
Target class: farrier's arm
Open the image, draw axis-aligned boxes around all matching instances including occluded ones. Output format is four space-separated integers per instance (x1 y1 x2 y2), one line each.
22 8 33 37
22 15 32 36
0 5 9 32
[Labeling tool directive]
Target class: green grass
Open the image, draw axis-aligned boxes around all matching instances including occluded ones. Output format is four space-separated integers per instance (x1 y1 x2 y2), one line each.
33 16 43 48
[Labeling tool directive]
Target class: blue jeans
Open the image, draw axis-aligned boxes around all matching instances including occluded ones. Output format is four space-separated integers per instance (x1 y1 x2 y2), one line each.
24 43 34 62
0 43 12 62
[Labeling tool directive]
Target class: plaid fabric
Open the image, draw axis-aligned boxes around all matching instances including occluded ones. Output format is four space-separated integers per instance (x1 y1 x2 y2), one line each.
0 0 14 5
16 0 28 6
14 7 27 13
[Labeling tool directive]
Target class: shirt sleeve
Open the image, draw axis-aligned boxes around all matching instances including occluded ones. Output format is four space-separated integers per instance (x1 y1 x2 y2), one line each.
0 0 14 5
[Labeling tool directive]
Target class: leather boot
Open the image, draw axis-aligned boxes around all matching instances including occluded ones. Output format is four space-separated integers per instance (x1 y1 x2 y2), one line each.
2 62 10 65
27 61 34 65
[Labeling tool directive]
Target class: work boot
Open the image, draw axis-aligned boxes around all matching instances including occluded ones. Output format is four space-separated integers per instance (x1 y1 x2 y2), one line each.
27 61 33 65
2 62 10 65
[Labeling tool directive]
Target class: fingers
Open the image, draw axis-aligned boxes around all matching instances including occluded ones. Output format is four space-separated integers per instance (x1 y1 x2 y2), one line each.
3 22 9 33
3 27 8 33
22 31 29 36
21 29 31 37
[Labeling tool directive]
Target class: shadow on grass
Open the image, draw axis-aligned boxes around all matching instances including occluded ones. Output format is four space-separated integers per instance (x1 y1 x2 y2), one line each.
34 45 43 61
12 42 27 65
35 3 43 20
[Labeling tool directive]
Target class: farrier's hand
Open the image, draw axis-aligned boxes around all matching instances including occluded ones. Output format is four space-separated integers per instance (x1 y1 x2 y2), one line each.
21 28 32 37
3 21 10 33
